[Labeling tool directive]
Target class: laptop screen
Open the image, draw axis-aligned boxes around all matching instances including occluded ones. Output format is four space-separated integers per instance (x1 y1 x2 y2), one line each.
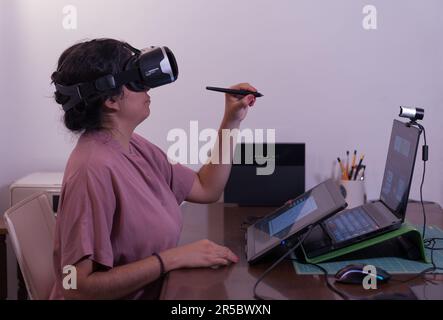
380 120 420 217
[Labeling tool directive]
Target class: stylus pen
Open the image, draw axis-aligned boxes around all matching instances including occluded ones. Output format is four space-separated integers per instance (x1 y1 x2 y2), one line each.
206 86 264 97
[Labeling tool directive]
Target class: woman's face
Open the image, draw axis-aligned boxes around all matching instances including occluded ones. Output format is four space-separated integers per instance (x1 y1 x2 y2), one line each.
117 86 151 126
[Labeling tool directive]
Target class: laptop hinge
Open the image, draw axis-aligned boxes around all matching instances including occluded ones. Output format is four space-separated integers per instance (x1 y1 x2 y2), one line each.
379 198 406 221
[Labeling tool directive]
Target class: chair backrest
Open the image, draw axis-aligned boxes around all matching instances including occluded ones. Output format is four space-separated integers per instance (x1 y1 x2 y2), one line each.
3 192 55 300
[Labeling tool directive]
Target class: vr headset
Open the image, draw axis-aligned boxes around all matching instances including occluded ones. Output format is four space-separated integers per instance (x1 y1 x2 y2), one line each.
55 43 179 112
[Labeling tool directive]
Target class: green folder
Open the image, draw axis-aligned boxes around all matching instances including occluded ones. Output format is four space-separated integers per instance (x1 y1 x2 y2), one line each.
300 223 427 265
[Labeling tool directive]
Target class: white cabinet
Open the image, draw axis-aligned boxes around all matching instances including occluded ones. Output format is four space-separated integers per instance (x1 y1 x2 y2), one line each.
10 172 63 214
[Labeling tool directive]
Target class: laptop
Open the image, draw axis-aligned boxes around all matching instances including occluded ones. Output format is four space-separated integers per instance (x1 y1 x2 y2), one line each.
303 120 421 258
246 178 347 263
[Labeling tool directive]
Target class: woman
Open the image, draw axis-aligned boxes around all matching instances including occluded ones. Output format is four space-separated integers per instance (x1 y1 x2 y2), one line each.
50 38 258 299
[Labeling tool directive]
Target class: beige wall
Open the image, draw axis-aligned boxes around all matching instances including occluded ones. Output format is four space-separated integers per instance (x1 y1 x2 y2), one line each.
2 0 441 211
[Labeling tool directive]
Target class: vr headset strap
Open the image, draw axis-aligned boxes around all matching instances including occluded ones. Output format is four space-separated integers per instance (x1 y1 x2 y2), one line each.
56 69 142 112
55 83 86 112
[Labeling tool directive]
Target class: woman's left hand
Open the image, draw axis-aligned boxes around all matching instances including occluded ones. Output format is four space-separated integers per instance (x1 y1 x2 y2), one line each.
223 83 258 123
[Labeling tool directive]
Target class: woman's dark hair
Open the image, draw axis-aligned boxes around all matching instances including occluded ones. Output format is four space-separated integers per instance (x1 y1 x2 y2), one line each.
51 38 132 133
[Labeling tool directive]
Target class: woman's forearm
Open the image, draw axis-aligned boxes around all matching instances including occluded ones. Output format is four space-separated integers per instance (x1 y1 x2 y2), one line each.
64 239 237 300
65 254 166 300
187 83 257 203
196 116 241 201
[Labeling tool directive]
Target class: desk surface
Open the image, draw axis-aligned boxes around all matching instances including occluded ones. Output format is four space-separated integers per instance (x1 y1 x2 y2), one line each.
160 202 443 300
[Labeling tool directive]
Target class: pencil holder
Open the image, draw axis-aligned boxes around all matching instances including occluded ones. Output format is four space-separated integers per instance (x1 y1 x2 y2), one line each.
339 179 367 209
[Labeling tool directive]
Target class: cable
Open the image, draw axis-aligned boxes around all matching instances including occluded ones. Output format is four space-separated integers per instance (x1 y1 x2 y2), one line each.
413 123 443 271
398 121 443 282
424 237 443 250
306 262 351 300
389 266 443 284
418 123 427 240
252 225 314 300
409 121 428 240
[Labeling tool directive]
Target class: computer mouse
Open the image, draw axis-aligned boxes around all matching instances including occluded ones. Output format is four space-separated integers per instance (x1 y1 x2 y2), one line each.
335 264 391 285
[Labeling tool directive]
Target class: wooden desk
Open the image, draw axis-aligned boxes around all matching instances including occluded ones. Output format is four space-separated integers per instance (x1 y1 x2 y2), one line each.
0 218 7 300
160 202 443 300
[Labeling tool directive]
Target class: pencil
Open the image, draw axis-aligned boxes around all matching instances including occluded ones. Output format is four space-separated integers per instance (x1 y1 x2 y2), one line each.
337 157 349 180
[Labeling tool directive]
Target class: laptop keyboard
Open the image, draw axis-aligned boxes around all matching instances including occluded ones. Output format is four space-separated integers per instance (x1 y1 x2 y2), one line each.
325 207 379 242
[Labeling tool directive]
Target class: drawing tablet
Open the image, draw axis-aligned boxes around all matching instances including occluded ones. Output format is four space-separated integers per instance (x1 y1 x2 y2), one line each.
246 179 347 263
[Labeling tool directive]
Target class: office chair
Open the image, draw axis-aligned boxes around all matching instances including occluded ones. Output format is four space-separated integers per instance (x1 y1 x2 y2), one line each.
3 192 55 300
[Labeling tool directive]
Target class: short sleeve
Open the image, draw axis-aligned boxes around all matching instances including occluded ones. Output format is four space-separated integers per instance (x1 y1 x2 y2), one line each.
132 133 196 205
56 166 116 269
169 162 196 204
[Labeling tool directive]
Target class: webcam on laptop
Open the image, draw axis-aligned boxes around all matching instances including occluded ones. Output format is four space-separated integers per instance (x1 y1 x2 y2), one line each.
399 106 424 122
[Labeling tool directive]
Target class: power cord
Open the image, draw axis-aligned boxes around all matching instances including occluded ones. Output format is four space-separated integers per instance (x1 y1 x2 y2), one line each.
303 262 351 300
424 237 443 251
408 121 428 239
252 225 314 300
404 121 443 279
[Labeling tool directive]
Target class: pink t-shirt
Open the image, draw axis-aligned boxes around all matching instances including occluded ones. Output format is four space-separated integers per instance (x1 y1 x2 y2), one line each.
50 130 195 299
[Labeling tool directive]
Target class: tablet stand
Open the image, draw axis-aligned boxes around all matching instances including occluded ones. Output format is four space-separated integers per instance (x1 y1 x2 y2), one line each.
299 223 427 264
